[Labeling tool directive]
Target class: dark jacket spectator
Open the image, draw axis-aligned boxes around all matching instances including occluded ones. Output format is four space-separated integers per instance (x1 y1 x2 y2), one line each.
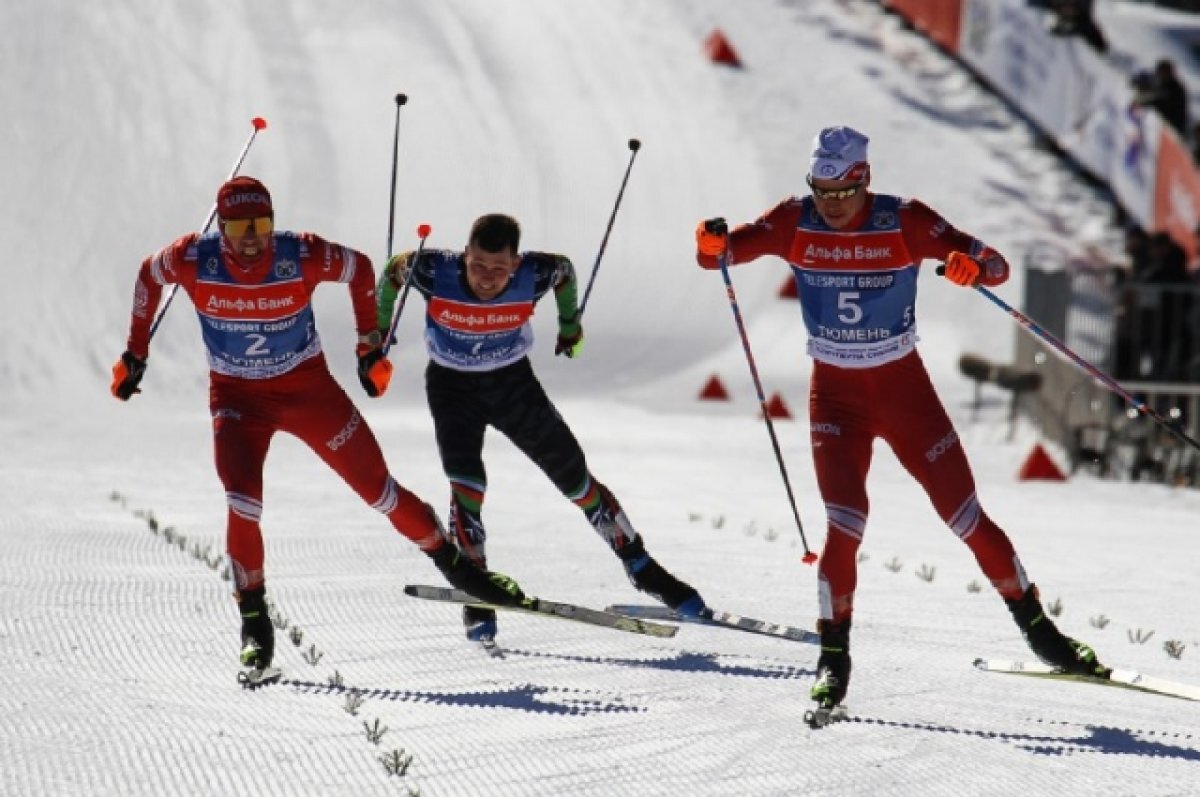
1135 60 1190 137
1034 0 1108 53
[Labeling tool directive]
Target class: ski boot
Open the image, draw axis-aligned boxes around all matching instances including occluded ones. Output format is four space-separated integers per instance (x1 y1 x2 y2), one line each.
463 605 499 642
1006 585 1110 677
617 536 707 618
236 586 277 688
428 543 525 606
810 619 851 706
805 618 851 728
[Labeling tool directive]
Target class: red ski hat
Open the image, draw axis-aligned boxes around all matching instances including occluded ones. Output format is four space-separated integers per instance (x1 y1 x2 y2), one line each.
217 176 273 220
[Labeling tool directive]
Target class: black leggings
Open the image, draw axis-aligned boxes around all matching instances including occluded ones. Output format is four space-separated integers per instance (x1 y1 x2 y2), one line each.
425 358 588 497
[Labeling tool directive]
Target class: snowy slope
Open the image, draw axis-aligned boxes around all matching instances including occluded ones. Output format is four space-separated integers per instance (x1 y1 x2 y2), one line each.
2 1 1197 795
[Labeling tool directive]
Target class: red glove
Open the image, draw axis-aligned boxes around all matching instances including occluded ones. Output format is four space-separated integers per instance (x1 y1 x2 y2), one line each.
111 351 147 400
943 251 982 287
696 218 729 257
356 331 393 397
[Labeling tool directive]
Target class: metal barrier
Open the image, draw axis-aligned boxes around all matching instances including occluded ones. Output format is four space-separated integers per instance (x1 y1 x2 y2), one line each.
1011 262 1200 487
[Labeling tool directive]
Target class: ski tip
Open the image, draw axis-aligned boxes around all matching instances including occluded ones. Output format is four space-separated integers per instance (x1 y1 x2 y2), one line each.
402 584 421 597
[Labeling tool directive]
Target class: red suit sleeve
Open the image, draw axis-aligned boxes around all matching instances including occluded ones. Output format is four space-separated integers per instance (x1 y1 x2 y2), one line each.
296 233 378 337
695 198 805 269
124 233 200 358
899 199 1010 286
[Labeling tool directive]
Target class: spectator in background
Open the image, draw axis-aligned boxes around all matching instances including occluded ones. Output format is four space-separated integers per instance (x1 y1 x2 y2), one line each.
1122 224 1151 281
1142 232 1189 285
1128 233 1192 381
1134 60 1190 137
1034 0 1108 53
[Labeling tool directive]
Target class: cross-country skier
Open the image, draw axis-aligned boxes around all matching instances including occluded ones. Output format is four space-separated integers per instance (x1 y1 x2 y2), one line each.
111 177 523 674
377 213 706 642
693 126 1108 712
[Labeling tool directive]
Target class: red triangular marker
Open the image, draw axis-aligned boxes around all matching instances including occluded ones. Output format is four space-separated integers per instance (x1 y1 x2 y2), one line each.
762 392 792 420
1017 443 1067 481
699 374 730 401
704 29 742 68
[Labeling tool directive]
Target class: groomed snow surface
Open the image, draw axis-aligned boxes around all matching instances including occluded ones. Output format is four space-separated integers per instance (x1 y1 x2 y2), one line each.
3 1 1197 794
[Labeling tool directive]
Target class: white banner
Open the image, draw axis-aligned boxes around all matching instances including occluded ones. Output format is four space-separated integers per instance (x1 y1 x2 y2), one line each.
957 0 1156 228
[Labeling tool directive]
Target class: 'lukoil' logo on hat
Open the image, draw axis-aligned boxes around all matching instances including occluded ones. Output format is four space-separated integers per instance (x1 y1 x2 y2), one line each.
224 192 270 207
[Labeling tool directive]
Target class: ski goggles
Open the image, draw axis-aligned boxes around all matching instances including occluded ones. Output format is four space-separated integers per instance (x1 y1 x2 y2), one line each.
221 216 274 238
806 175 865 200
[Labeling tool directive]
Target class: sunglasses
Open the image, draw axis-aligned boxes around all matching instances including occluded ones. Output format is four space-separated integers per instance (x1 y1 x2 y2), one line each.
806 175 865 200
222 216 274 238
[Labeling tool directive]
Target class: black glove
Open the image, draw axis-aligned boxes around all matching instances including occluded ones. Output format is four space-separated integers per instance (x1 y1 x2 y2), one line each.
704 217 729 235
357 347 392 398
110 351 147 401
555 314 584 358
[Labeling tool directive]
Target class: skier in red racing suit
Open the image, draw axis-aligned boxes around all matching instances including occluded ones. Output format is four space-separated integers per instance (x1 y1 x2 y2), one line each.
111 176 523 673
694 126 1108 711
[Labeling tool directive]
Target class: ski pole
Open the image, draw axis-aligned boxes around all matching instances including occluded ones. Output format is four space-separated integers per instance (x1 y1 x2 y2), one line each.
716 248 818 564
385 93 408 260
944 268 1200 452
148 116 268 342
381 224 432 358
578 138 641 318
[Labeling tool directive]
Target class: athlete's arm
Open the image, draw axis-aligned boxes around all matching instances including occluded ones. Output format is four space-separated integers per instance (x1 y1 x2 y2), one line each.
124 233 199 358
900 199 1010 286
695 197 804 270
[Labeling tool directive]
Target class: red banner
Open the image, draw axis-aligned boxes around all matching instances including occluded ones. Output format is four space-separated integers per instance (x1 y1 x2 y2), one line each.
882 0 963 53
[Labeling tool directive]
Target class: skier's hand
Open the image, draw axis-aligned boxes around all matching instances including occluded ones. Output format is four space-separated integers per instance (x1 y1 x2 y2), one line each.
696 217 729 256
356 335 393 397
942 251 982 287
110 350 147 401
555 314 584 358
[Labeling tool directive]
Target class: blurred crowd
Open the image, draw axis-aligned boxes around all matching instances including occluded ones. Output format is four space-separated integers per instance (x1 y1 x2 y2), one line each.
1027 0 1200 384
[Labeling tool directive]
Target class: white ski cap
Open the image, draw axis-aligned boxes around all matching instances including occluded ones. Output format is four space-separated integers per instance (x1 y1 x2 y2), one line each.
809 126 869 181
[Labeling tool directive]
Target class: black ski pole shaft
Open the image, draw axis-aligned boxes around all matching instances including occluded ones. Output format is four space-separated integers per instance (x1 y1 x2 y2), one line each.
381 224 432 358
940 266 1200 452
578 138 641 319
716 250 818 564
386 93 408 259
148 116 268 342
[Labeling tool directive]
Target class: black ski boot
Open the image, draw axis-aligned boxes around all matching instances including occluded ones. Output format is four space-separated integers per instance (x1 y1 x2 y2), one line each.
810 618 852 708
1006 585 1109 676
617 536 706 618
237 586 274 669
463 605 499 641
428 544 525 606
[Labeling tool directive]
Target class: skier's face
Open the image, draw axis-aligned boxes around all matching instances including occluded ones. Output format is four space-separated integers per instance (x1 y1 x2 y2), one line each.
807 174 869 229
464 244 520 300
221 216 274 264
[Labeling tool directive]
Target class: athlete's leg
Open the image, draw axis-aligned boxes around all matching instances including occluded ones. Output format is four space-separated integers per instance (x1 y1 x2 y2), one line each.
210 386 275 593
426 362 491 565
809 400 874 624
485 361 637 548
880 356 1028 600
280 368 444 552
